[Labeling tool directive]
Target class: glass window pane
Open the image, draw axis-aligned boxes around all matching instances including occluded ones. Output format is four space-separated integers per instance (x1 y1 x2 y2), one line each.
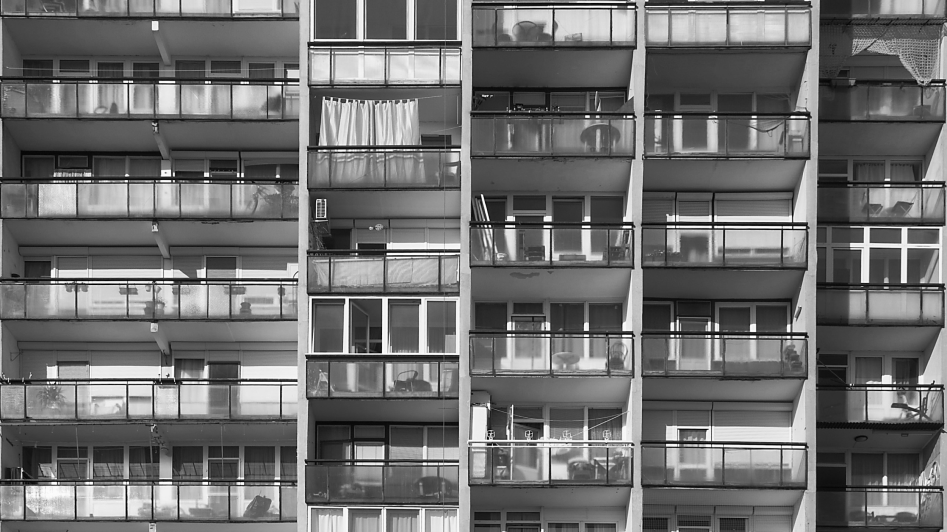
831 227 864 243
416 0 457 39
315 0 356 38
590 303 622 330
350 509 382 532
366 0 406 39
244 446 275 480
387 510 420 532
907 249 939 283
312 301 344 352
869 228 901 243
833 249 862 283
280 446 297 479
92 447 123 479
427 300 456 353
869 248 901 284
390 300 420 353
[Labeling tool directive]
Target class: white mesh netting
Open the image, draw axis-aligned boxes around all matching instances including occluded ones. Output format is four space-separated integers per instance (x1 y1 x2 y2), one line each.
820 24 944 85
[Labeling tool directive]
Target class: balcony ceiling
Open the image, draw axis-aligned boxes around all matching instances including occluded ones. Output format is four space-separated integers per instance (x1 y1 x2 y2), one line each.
642 378 804 402
643 270 805 299
646 52 806 93
817 325 941 352
471 268 631 300
473 49 634 88
472 158 632 193
643 159 806 192
471 376 631 404
643 487 804 507
471 485 632 508
817 427 939 452
2 320 297 343
819 122 941 157
307 399 459 423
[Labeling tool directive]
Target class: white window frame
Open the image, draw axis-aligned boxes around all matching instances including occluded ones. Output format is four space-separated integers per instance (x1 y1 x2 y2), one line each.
818 226 941 284
818 157 926 183
311 0 461 41
309 507 459 532
494 404 626 441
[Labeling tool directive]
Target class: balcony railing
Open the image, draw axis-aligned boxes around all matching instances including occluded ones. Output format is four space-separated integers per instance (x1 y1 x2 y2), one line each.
309 45 461 86
822 0 946 19
817 385 945 426
818 183 946 225
820 81 947 122
471 113 635 157
472 4 636 47
469 441 633 486
0 78 300 120
641 223 808 269
0 279 298 320
641 442 807 488
0 178 298 220
0 0 299 17
305 358 459 399
817 487 944 529
307 252 460 294
646 5 811 47
644 113 811 158
816 284 945 326
0 379 297 421
305 460 458 504
308 147 460 189
470 223 634 267
469 331 633 376
0 480 297 521
642 333 807 378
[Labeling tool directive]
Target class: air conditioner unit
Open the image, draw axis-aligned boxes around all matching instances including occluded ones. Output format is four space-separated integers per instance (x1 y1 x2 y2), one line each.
314 198 328 220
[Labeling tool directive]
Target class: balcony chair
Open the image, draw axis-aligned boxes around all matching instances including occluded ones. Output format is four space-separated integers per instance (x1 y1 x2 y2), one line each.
567 459 595 480
608 343 628 371
392 370 432 393
893 382 935 422
243 493 272 518
415 475 455 500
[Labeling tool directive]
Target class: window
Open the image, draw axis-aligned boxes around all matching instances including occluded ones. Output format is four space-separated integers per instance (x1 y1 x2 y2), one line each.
316 0 356 38
97 62 124 79
314 0 457 40
416 0 456 39
132 62 160 79
280 446 297 479
819 158 924 183
59 60 90 75
818 227 941 283
313 508 457 532
24 260 52 278
316 424 458 461
206 256 238 278
210 61 242 76
92 447 124 479
244 446 275 480
129 447 160 479
57 447 89 479
172 447 203 479
23 60 53 77
366 0 407 39
23 447 53 479
208 446 239 479
312 300 345 352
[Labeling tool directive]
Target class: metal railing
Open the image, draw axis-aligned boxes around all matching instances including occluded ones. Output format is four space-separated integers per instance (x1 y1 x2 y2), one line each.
816 284 946 326
470 223 634 267
644 113 811 158
305 460 458 504
0 178 298 220
0 279 298 320
646 5 811 47
307 147 460 189
468 441 633 486
472 4 636 47
0 78 300 119
0 480 297 521
641 223 808 268
641 442 807 488
818 182 946 225
820 81 947 122
471 113 635 157
1 0 299 17
469 331 633 376
816 487 944 528
0 379 297 421
822 0 946 19
305 358 459 399
817 384 945 425
307 251 460 294
641 332 807 378
309 44 461 86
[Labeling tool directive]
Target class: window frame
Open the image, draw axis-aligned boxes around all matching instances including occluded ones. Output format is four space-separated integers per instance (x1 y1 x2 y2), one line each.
817 226 941 284
311 0 460 41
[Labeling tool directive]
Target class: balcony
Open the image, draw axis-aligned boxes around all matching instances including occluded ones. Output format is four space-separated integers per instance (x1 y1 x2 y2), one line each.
818 183 946 225
817 385 945 428
641 224 808 269
470 223 633 267
308 147 460 189
305 358 459 399
471 113 635 157
646 5 811 48
0 379 297 422
816 284 945 326
0 279 298 320
469 441 632 486
644 113 810 158
0 0 299 17
309 45 461 86
472 4 636 47
469 331 633 376
641 442 807 488
305 460 458 504
0 78 300 120
642 333 807 378
822 0 946 19
0 480 296 521
817 488 944 529
0 178 298 220
307 252 460 294
820 81 947 122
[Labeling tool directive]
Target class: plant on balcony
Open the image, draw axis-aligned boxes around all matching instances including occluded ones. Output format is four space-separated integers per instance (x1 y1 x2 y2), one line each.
31 384 66 416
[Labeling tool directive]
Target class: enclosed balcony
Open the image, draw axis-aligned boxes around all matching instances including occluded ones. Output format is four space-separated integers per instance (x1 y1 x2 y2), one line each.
469 331 633 376
307 252 460 294
472 4 636 47
0 379 297 422
645 4 811 48
818 183 946 225
641 333 807 378
0 178 298 220
822 0 946 18
0 279 298 320
0 0 299 17
820 81 947 122
470 223 633 267
305 460 459 504
468 442 633 486
641 224 808 269
0 480 297 521
309 45 461 86
816 284 945 326
308 147 460 189
640 442 807 488
471 113 635 157
817 488 944 529
305 358 459 399
644 113 810 158
817 385 945 428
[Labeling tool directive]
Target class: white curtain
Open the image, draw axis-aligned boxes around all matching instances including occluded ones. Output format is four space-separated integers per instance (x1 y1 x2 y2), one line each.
319 97 420 146
426 509 458 532
311 508 344 532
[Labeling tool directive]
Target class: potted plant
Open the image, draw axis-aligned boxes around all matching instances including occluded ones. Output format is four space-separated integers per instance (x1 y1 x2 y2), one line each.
31 383 67 417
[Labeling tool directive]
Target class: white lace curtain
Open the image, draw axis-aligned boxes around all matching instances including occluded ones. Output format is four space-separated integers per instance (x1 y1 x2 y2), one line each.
821 24 943 85
318 97 420 146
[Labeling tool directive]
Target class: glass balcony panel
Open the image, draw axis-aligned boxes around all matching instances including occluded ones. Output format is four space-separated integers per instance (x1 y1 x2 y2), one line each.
23 83 77 117
127 383 154 418
670 9 726 45
645 115 809 157
642 226 806 267
26 484 76 519
817 489 943 528
77 484 126 519
335 49 386 84
308 255 459 293
821 83 947 121
729 10 785 45
495 8 553 45
232 383 283 418
823 0 946 17
386 362 440 397
819 186 946 224
328 362 385 397
180 0 229 15
468 443 632 485
37 183 77 217
230 484 279 520
642 334 806 377
0 485 25 519
232 183 279 218
787 9 811 44
232 283 283 318
307 360 330 398
178 85 230 118
642 444 805 487
470 116 634 156
389 49 437 84
24 382 78 419
554 8 611 44
151 484 178 519
231 85 268 119
280 486 297 520
178 484 229 520
77 183 128 217
817 386 944 424
128 484 153 520
386 256 438 292
77 83 128 117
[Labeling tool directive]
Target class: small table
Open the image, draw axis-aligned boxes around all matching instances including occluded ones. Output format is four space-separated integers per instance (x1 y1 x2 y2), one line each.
553 351 580 370
580 123 621 154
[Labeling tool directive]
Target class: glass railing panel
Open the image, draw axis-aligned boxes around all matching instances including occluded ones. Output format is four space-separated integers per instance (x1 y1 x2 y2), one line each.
305 462 458 504
0 484 24 519
0 0 297 15
472 6 636 46
646 7 810 46
306 360 458 399
471 115 635 157
470 225 634 266
230 484 279 520
309 47 460 86
817 489 944 528
640 443 806 487
26 484 76 518
820 83 947 121
818 185 946 224
644 115 810 157
307 254 460 293
641 225 807 268
817 386 944 424
468 442 633 485
469 332 634 375
641 334 807 377
78 484 126 519
129 484 154 520
151 484 178 519
822 0 947 17
280 485 297 520
178 484 229 520
308 148 461 189
25 382 78 419
817 285 946 325
77 83 128 117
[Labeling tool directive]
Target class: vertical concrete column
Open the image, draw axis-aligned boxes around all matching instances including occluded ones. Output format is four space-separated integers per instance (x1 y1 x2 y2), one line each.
459 0 473 528
296 0 311 529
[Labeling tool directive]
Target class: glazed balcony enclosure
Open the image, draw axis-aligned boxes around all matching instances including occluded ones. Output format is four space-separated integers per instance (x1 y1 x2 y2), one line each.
307 252 460 294
818 183 946 225
644 113 810 158
305 358 459 399
468 441 633 486
820 81 947 122
822 0 946 18
817 488 944 529
646 4 811 47
641 333 807 378
308 147 460 189
0 178 298 220
0 0 299 16
817 385 945 428
469 331 633 376
472 4 636 47
308 45 461 86
816 284 945 326
470 223 633 267
305 460 458 504
471 113 635 157
0 279 298 320
0 78 300 120
0 480 297 522
641 442 807 488
0 379 297 421
641 223 808 269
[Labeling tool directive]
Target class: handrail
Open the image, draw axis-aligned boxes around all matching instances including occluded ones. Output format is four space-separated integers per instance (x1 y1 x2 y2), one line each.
819 181 946 187
308 249 460 255
642 222 807 227
818 283 945 289
0 277 295 283
0 479 299 484
644 111 811 117
305 459 458 464
2 76 298 83
471 221 634 227
308 40 462 47
819 485 944 491
641 441 806 447
470 329 632 335
308 145 461 150
1 0 300 18
1 377 295 383
469 439 634 444
818 383 944 389
472 111 635 117
641 331 807 338
819 79 947 86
